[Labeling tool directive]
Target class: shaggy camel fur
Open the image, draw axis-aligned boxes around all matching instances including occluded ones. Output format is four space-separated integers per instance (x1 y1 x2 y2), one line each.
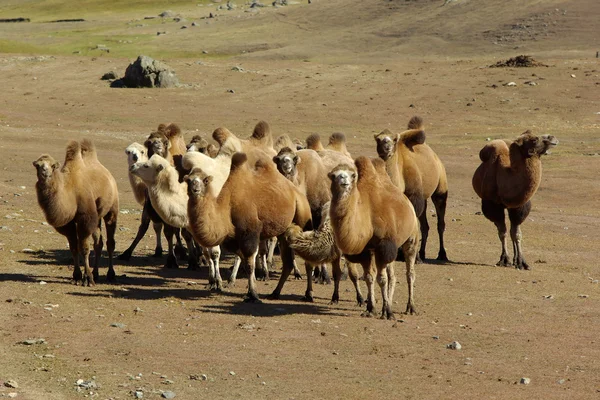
274 134 304 152
212 121 276 157
33 140 119 285
120 124 187 263
130 154 223 285
328 157 420 319
472 131 558 270
375 116 449 261
285 202 365 305
187 135 219 158
125 143 164 257
185 149 312 302
306 134 354 172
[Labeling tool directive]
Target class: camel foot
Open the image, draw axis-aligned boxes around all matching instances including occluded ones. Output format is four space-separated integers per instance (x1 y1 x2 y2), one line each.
243 292 262 303
356 295 365 307
404 303 417 315
514 260 531 271
496 253 511 267
257 273 269 282
381 307 395 320
117 251 132 261
226 279 236 288
293 271 303 280
164 254 179 269
187 259 200 271
92 270 100 283
437 250 448 262
152 248 163 258
301 293 314 302
361 310 376 318
266 291 280 300
106 268 117 283
330 293 340 305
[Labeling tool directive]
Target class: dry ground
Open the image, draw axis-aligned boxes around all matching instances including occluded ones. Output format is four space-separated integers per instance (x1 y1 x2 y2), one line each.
0 0 599 399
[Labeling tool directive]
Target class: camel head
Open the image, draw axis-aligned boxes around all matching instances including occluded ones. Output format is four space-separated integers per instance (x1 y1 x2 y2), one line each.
273 147 299 177
125 143 147 166
187 135 210 154
129 154 169 185
185 168 213 198
145 131 171 158
328 164 357 196
33 155 60 182
374 129 398 161
514 131 559 158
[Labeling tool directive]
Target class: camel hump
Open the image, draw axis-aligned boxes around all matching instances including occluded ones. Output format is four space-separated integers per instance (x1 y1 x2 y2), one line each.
252 121 271 140
190 134 204 143
306 134 325 151
163 123 182 139
64 140 82 164
274 134 296 152
328 132 346 146
479 140 507 162
354 156 376 178
230 152 248 171
400 129 426 148
407 115 424 130
80 139 97 160
212 127 233 146
371 157 388 176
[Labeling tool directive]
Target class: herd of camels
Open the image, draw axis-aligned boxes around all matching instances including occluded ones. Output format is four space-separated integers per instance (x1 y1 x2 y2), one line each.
32 117 559 319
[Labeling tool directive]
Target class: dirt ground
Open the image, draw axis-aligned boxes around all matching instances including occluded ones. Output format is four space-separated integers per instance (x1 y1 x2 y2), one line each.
0 0 599 399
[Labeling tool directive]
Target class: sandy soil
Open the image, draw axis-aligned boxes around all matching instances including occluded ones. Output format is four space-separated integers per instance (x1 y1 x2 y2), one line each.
0 0 599 399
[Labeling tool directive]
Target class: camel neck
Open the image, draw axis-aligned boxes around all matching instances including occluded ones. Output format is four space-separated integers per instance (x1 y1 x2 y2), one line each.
330 187 371 255
384 149 406 192
35 172 77 228
188 187 234 247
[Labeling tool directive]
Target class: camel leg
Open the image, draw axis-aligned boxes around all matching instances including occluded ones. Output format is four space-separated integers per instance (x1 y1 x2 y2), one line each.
361 258 377 318
265 237 277 272
402 233 419 315
243 248 261 303
163 224 179 269
330 257 342 304
318 263 331 284
417 200 429 262
174 229 188 261
228 256 242 287
91 222 103 283
302 262 315 302
77 217 97 286
432 191 448 261
206 246 223 291
118 202 152 261
152 221 163 257
104 209 117 283
375 262 394 320
181 229 199 270
482 200 510 267
508 202 532 270
347 261 365 306
57 222 82 284
268 236 296 299
293 257 303 280
256 240 269 281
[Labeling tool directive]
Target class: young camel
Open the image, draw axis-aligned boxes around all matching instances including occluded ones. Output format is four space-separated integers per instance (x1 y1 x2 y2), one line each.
130 154 223 286
472 131 558 270
185 149 312 302
120 123 187 264
328 157 420 319
33 140 119 285
374 116 448 262
124 142 164 257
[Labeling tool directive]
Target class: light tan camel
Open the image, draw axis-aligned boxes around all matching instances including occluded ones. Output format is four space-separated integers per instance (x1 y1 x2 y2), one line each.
374 116 448 261
185 148 312 302
187 134 219 158
472 131 558 269
328 156 420 319
33 140 119 285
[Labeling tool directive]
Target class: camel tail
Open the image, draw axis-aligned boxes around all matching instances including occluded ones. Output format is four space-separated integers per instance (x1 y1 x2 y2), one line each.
408 116 424 130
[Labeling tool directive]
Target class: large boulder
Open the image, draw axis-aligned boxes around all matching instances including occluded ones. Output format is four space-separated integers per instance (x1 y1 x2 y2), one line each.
122 55 179 88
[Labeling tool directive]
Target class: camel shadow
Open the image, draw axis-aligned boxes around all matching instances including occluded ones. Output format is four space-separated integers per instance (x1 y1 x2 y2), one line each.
419 258 483 267
0 273 41 283
198 299 349 317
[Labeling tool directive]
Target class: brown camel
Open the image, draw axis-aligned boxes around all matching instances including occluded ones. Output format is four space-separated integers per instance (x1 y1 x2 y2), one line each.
328 156 420 319
185 148 312 302
33 140 119 285
327 132 352 158
374 116 448 261
212 121 276 157
472 130 558 270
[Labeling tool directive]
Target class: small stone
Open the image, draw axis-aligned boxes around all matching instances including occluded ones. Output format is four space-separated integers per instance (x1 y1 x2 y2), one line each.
163 379 174 384
39 281 47 285
162 390 176 399
229 371 236 376
22 248 35 253
101 71 118 80
7 393 17 398
134 391 144 399
432 336 439 340
520 377 531 385
570 74 576 78
578 294 589 298
446 341 462 350
557 379 565 384
20 338 46 345
110 322 126 328
200 374 208 381
231 66 244 72
191 21 197 26
180 25 188 29
4 380 18 388
227 89 235 93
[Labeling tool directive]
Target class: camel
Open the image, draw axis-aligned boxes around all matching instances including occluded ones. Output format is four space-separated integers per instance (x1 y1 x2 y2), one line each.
374 116 448 262
187 135 219 158
33 139 119 285
185 148 312 302
328 156 420 319
306 133 354 172
285 202 365 306
212 120 276 157
327 132 352 158
275 134 304 152
130 154 223 286
472 131 558 270
123 143 164 257
120 123 187 264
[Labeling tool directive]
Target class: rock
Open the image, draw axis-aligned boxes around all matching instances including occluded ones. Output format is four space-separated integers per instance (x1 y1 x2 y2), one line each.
520 377 531 385
159 10 176 18
110 322 126 328
504 82 517 86
121 55 179 88
191 21 197 26
231 66 244 72
20 338 46 345
75 379 97 389
570 74 576 78
227 89 235 93
134 390 144 399
557 378 565 384
446 341 462 350
200 374 208 381
181 25 188 29
525 81 537 86
4 380 18 388
7 393 17 399
162 391 176 399
229 371 236 376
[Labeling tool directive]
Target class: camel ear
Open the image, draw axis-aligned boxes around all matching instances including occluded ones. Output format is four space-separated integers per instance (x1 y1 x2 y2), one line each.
156 164 164 172
203 176 213 185
327 171 335 181
144 139 151 149
183 174 189 182
272 156 279 164
373 134 379 140
52 161 60 170
293 155 299 165
394 134 399 144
